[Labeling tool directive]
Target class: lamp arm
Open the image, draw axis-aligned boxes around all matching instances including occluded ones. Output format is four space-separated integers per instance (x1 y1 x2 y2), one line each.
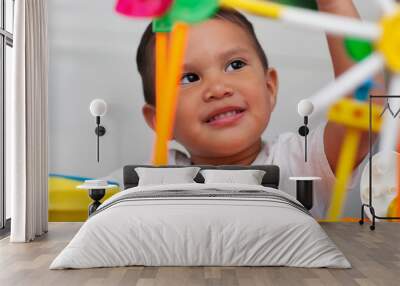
97 116 100 162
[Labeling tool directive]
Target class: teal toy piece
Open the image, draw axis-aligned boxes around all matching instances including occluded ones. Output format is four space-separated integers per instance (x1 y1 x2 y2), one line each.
153 12 174 32
153 0 219 32
170 0 219 23
354 79 374 101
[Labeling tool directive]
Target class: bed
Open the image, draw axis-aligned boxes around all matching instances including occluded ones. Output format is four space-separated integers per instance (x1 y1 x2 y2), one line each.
50 165 350 269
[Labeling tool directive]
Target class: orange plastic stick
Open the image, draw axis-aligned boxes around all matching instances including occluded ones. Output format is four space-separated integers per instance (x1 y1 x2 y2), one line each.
165 23 189 140
153 23 189 165
153 32 169 165
155 32 168 112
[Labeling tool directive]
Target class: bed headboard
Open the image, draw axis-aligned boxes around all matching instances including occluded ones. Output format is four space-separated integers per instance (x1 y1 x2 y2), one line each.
123 165 280 190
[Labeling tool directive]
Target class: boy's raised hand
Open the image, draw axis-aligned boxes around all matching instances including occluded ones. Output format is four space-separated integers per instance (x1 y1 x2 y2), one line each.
316 0 360 77
315 0 386 174
316 0 356 10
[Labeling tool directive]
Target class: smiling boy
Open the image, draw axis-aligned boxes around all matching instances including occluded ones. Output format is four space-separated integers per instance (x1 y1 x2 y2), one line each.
105 1 384 218
139 9 274 166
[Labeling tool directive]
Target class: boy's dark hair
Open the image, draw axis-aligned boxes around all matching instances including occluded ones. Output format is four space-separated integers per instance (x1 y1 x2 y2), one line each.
136 8 269 106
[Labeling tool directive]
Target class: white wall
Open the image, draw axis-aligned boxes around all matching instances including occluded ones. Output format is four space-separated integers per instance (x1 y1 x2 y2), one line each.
49 0 151 178
48 0 383 216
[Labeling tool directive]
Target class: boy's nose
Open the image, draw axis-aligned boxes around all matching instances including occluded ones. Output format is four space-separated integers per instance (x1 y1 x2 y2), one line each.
203 83 234 102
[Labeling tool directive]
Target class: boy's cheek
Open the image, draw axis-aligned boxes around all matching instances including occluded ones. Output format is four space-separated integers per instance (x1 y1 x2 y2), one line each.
176 98 202 121
245 91 271 113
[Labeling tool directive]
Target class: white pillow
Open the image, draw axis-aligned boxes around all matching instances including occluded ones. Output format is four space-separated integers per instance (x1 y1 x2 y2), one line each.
135 167 201 186
200 169 266 185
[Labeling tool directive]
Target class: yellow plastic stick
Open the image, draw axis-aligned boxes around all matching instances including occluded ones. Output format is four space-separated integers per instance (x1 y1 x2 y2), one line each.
153 23 189 165
153 32 169 165
220 0 282 19
327 128 362 220
220 0 379 41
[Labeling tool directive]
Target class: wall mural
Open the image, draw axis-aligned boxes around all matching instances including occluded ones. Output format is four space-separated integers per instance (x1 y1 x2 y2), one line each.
48 0 400 224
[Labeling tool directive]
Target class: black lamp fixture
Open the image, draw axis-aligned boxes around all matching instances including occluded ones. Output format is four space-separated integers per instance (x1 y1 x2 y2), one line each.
89 99 107 162
297 99 314 162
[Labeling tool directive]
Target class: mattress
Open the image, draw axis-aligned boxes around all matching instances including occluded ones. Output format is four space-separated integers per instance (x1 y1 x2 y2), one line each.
50 183 350 269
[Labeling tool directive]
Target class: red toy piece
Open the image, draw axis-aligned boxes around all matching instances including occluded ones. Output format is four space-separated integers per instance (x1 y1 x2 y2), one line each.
115 0 173 17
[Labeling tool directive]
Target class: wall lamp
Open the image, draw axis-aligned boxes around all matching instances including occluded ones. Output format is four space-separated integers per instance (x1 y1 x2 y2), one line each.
89 99 107 162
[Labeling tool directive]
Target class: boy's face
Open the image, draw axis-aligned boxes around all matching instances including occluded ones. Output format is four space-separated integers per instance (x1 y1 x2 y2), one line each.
145 19 278 158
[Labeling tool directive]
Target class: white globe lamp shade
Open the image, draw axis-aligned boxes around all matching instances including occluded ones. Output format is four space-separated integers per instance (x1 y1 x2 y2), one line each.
297 99 314 117
90 99 107 117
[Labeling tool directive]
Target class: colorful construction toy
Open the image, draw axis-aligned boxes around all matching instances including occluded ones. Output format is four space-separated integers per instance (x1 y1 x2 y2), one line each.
116 0 400 219
326 99 383 219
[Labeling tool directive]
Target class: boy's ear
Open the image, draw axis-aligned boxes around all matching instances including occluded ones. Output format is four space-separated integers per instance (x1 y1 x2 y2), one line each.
142 103 177 140
142 104 156 131
265 68 278 109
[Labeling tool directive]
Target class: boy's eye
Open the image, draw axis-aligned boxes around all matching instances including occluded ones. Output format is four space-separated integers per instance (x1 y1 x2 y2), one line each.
226 60 246 72
181 73 199 85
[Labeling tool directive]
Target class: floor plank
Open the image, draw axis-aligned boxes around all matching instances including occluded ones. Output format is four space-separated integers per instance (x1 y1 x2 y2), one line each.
0 222 399 286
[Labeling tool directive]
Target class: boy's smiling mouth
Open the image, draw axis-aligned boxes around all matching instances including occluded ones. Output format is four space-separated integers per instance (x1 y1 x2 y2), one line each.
204 106 246 127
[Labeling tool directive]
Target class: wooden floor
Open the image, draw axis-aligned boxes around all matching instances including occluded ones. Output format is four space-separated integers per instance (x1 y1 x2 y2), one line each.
0 222 399 286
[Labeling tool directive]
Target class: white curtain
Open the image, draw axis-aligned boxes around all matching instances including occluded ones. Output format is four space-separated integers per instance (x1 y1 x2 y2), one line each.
8 0 49 242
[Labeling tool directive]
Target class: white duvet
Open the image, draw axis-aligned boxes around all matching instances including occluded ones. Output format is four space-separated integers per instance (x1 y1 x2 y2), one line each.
50 183 350 269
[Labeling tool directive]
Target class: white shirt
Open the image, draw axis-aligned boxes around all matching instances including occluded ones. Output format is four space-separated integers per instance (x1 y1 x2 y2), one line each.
167 122 336 218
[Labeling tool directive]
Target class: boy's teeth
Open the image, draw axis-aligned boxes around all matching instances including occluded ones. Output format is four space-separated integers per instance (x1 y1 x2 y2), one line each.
211 110 239 122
